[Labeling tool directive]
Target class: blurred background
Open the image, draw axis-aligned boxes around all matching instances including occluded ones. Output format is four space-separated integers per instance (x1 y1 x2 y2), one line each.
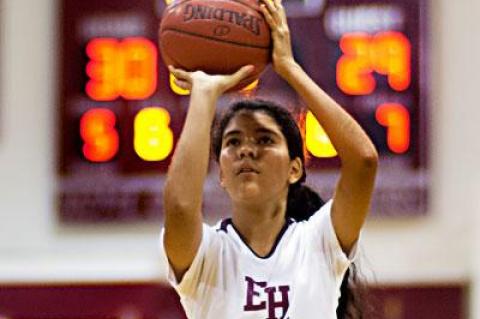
0 0 479 318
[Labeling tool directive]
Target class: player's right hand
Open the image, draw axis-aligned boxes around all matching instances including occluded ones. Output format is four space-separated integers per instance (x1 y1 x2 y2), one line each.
168 65 254 97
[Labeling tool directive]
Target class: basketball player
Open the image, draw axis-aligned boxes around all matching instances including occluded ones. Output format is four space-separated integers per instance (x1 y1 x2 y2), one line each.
161 0 378 317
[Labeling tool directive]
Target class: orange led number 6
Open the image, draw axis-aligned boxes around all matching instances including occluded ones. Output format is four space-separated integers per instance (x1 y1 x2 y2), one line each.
134 107 174 161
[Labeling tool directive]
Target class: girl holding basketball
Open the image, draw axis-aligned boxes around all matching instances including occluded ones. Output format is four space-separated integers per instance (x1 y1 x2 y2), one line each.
162 0 378 317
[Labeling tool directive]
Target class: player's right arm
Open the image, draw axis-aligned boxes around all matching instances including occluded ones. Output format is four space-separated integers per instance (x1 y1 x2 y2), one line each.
163 65 254 282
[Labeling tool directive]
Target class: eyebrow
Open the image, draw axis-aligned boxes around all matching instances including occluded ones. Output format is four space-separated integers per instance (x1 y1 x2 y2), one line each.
256 128 281 137
223 128 281 139
223 130 241 139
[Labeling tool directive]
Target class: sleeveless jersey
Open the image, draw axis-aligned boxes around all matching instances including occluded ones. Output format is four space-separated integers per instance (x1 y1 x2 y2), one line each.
160 200 358 319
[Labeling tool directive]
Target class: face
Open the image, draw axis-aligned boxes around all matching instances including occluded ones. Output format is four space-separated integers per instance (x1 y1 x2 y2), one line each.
219 111 303 204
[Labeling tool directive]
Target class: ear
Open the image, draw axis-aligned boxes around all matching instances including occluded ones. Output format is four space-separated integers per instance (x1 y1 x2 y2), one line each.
288 157 303 184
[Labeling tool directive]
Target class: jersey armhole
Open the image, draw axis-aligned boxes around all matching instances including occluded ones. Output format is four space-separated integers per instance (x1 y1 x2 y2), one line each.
308 200 360 274
160 224 213 295
326 207 360 263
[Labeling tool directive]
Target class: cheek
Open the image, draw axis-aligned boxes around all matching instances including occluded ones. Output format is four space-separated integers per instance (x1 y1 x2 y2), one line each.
262 152 292 179
273 162 292 182
219 149 231 167
219 151 234 179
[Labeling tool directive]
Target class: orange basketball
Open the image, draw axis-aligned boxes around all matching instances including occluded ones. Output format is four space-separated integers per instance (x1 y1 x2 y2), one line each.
159 0 271 90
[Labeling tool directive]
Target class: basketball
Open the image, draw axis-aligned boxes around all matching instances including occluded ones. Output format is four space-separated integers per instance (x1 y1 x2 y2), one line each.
159 0 271 90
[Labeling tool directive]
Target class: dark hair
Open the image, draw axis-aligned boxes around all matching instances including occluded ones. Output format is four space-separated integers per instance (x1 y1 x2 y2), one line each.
212 98 370 318
212 98 324 220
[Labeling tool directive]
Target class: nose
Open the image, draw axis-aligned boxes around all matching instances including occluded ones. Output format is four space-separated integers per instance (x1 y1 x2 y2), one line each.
238 141 257 159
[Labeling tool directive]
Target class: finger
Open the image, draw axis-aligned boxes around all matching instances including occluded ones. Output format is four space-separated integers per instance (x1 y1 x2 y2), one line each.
261 0 283 25
232 65 255 81
174 78 192 90
259 0 276 15
275 0 288 22
168 65 190 81
222 65 255 91
259 4 275 27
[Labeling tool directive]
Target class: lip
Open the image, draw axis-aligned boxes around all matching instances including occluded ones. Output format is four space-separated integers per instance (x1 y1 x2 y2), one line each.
236 164 259 175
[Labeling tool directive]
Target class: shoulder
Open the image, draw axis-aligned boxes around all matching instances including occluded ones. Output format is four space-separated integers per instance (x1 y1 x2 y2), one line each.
295 199 333 230
291 199 343 254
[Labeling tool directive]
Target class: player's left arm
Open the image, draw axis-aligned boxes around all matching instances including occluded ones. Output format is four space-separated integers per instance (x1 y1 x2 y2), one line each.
282 66 378 255
260 0 378 254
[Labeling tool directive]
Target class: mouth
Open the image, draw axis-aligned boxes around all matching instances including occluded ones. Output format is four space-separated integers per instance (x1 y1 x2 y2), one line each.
236 167 259 175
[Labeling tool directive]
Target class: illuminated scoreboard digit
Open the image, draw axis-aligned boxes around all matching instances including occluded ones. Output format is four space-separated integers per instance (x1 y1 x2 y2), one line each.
85 37 158 101
58 0 428 222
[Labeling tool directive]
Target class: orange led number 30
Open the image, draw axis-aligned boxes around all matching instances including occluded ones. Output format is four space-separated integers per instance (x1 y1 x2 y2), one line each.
86 37 158 101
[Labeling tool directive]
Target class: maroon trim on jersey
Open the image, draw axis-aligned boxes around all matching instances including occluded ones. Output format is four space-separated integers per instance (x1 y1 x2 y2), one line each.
217 218 294 259
218 218 231 233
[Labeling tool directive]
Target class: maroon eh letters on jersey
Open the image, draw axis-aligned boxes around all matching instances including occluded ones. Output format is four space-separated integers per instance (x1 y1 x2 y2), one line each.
243 276 290 319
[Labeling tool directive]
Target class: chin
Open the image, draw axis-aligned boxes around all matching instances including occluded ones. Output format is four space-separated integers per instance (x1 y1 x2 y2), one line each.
233 184 264 202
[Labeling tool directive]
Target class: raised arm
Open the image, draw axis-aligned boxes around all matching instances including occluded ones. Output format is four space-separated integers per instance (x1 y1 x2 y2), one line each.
163 65 254 281
260 0 378 254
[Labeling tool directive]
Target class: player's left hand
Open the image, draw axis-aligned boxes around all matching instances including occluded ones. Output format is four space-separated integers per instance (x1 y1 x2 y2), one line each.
259 0 295 77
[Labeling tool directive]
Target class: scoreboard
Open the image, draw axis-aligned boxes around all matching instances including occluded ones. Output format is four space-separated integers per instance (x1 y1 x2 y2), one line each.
58 0 428 222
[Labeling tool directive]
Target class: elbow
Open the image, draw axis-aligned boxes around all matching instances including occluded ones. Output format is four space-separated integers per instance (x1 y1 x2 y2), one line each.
360 147 379 170
163 183 199 217
345 144 378 171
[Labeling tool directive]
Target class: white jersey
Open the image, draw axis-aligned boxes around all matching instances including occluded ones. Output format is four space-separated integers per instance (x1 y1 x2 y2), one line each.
160 200 358 319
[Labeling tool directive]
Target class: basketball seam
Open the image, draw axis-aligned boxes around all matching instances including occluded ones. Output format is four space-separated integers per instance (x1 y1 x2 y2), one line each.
165 54 189 71
161 27 270 49
228 0 261 13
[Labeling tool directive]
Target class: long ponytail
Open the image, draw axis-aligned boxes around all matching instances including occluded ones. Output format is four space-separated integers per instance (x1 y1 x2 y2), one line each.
286 183 324 221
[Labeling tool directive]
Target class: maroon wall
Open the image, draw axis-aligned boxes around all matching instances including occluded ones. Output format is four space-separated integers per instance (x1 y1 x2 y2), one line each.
371 285 467 319
0 282 467 319
0 283 186 319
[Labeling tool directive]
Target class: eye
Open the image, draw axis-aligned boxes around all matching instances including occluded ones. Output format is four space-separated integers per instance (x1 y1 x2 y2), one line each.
258 135 274 145
225 137 240 147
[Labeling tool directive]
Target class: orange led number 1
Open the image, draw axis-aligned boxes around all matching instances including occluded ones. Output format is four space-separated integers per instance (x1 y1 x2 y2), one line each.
376 103 410 154
337 31 411 95
86 37 158 101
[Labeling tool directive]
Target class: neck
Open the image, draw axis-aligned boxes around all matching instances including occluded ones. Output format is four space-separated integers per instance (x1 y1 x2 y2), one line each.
231 199 288 257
